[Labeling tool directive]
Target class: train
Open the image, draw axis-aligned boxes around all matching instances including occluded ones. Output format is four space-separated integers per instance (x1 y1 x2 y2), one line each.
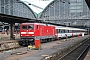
55 26 87 39
19 23 87 46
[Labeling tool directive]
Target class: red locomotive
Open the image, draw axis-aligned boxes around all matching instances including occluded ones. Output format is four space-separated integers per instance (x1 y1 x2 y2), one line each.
19 23 58 46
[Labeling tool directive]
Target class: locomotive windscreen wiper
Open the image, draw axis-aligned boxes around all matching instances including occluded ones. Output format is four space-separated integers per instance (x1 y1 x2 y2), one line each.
28 25 34 30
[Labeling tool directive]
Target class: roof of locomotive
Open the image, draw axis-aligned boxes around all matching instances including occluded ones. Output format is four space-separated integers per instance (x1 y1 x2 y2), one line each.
20 23 47 26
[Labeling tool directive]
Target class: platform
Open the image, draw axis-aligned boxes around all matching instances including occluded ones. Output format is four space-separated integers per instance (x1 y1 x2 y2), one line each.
84 49 90 60
0 33 20 41
0 35 89 60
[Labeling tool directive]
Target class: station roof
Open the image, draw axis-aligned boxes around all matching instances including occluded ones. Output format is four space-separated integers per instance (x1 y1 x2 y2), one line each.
20 0 53 13
0 13 36 23
0 13 66 26
85 0 90 9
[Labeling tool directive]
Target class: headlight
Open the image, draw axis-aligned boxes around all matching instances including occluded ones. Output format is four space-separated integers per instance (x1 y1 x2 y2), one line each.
55 34 57 35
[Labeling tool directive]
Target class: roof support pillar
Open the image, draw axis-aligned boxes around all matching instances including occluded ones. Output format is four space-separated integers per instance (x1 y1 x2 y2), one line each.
10 23 15 40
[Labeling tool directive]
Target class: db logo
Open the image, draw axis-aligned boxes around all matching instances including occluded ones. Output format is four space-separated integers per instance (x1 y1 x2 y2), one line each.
26 32 29 34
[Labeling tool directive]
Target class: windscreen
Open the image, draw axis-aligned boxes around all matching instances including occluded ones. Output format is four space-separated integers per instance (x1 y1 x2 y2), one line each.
28 25 34 30
22 25 27 30
22 25 34 30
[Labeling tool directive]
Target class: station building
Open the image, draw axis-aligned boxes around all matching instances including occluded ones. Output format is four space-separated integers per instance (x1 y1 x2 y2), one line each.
39 0 90 27
0 0 90 31
0 0 36 30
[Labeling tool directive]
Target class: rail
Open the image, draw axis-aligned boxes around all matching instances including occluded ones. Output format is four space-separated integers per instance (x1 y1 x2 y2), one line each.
58 37 90 60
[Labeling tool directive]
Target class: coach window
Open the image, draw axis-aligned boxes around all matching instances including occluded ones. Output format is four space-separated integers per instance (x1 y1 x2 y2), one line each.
59 29 61 33
28 25 34 30
62 30 65 33
57 29 59 33
65 30 67 33
68 30 69 33
56 29 58 33
64 30 65 33
61 31 62 33
22 25 27 30
61 30 62 33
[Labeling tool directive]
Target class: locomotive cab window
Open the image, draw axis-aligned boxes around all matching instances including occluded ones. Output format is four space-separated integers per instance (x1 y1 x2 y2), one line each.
22 25 27 30
36 25 38 29
28 25 34 30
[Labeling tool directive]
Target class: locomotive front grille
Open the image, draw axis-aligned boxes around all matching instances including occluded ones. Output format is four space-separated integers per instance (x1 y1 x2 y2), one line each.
19 37 35 46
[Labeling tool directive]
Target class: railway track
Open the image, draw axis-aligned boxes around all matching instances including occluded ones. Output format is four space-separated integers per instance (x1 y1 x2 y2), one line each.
58 37 90 60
